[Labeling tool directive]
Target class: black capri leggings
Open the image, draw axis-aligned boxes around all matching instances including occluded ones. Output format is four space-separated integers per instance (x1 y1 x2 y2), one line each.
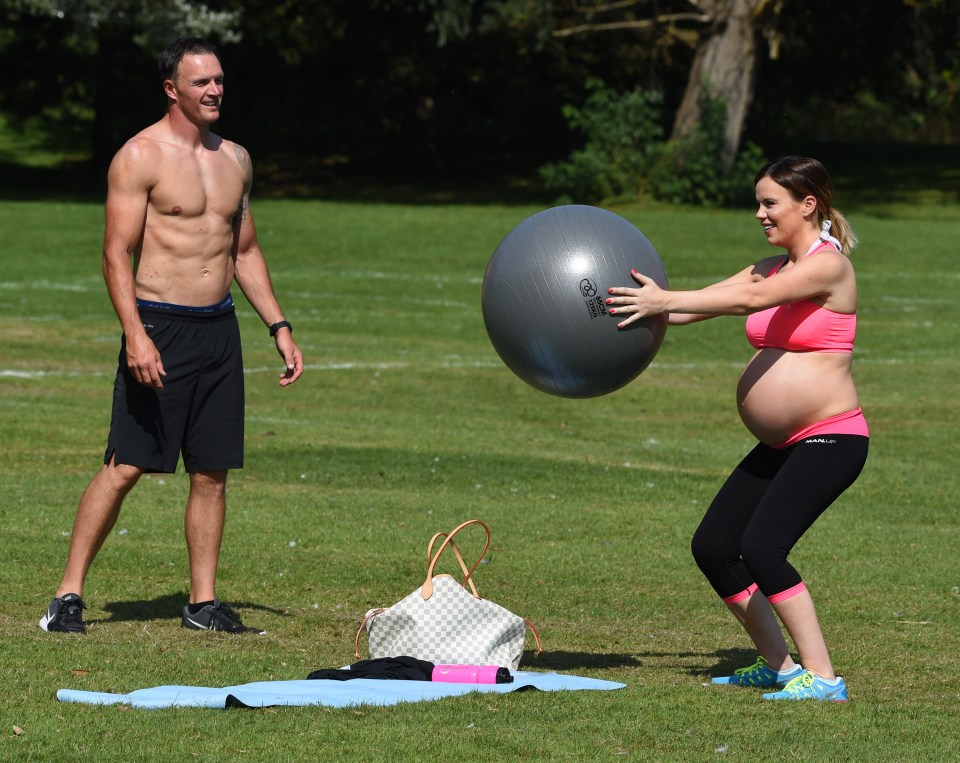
691 435 868 602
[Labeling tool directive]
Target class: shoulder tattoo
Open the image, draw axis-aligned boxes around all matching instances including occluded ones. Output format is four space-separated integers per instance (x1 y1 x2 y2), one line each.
232 144 252 225
235 194 249 226
233 144 249 171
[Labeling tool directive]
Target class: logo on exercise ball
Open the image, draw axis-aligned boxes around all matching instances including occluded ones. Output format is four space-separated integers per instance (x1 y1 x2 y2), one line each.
580 278 608 319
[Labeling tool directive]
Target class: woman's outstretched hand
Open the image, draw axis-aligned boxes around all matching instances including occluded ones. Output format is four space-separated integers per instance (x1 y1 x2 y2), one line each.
606 269 668 328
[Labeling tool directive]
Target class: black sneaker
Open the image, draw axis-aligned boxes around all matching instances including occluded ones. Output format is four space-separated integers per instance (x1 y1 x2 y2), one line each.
39 593 87 633
181 599 266 635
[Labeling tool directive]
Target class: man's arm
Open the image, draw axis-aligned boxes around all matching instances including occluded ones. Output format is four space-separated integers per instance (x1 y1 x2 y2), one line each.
103 140 166 389
230 144 304 386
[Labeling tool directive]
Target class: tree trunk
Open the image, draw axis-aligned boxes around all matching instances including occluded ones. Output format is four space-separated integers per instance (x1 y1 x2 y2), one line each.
671 0 773 167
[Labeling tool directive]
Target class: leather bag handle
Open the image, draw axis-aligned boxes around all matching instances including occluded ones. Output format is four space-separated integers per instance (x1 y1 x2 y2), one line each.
354 608 384 659
426 534 478 597
421 519 490 600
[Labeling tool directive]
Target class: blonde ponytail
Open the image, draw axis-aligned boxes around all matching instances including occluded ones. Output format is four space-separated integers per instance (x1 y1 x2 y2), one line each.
825 208 858 254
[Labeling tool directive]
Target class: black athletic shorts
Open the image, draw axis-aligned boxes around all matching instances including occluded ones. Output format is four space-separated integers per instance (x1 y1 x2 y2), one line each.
104 295 244 473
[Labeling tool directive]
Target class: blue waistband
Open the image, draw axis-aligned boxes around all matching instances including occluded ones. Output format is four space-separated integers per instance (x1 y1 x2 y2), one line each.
136 294 234 314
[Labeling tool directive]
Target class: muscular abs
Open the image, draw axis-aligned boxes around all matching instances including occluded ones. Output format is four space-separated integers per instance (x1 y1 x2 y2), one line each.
132 137 247 307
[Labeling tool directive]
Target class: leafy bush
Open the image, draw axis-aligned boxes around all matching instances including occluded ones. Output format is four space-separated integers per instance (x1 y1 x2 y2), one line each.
539 79 665 204
647 92 765 208
542 81 765 207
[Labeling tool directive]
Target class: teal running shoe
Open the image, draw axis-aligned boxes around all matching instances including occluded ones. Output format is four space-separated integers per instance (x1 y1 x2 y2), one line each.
712 656 803 687
762 671 848 701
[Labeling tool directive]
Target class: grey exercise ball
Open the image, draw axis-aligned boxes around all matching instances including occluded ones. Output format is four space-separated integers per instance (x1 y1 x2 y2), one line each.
482 205 668 398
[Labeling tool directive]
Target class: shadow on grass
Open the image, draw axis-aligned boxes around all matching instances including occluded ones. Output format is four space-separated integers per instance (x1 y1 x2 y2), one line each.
2 142 957 208
524 647 761 677
0 161 104 203
0 158 553 206
764 141 960 212
524 650 643 670
687 647 764 680
97 592 288 624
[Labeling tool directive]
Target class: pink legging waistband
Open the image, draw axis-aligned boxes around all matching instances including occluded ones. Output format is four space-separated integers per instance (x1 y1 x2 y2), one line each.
774 407 868 450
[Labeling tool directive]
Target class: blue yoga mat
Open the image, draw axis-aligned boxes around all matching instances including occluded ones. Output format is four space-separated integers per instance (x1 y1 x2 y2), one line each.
57 671 626 710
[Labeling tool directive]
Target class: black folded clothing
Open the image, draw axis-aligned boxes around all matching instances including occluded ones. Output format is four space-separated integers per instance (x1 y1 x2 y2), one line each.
307 656 435 681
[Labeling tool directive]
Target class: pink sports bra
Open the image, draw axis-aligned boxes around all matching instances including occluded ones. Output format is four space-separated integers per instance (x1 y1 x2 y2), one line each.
745 243 856 354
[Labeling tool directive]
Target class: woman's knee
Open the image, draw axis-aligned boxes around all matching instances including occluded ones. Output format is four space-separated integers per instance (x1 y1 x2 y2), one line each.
739 530 797 592
739 528 778 567
691 526 726 575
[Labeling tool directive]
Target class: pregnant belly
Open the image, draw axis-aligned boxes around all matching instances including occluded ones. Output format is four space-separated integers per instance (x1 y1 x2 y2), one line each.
737 349 859 446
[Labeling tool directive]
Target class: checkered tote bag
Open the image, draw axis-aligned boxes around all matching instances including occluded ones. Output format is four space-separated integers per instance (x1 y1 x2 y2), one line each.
355 520 541 670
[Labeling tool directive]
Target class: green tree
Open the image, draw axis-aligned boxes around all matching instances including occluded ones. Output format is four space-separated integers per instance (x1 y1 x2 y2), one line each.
423 0 784 166
2 0 957 184
422 0 960 163
759 0 960 145
539 79 666 202
0 0 241 167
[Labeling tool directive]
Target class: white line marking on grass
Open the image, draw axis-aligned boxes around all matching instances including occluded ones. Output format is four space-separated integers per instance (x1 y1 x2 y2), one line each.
3 354 953 382
242 360 503 375
0 369 108 379
334 271 456 284
0 278 100 293
282 289 470 310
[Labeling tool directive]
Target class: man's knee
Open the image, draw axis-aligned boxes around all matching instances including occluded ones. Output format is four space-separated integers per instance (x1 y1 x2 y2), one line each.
188 470 228 496
100 457 144 492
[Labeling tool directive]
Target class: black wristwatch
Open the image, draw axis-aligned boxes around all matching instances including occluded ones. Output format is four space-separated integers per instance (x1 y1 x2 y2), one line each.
269 320 292 337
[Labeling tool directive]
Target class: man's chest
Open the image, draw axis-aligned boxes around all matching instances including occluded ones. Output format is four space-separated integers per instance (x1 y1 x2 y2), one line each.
149 150 245 221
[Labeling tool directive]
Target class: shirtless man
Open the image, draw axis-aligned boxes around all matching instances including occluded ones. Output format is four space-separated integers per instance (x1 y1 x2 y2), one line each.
39 38 303 635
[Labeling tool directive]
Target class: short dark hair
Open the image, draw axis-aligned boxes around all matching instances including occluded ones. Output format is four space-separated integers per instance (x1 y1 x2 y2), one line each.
158 37 222 83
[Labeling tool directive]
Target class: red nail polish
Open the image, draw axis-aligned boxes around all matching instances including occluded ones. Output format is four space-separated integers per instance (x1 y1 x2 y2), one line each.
605 298 611 304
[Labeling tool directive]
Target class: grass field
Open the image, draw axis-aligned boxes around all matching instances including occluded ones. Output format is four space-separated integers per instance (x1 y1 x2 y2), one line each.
1 169 958 761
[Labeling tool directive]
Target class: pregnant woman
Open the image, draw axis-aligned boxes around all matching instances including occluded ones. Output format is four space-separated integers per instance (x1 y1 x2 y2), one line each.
607 156 868 702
